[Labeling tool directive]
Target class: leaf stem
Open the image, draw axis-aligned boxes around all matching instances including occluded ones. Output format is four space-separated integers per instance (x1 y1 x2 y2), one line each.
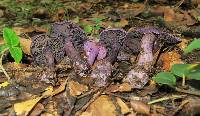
148 94 186 105
0 48 11 81
182 74 185 87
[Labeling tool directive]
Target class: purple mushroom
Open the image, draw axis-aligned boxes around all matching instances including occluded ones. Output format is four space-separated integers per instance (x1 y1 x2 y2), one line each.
51 21 91 77
83 41 107 66
31 20 91 78
124 28 181 89
90 28 127 87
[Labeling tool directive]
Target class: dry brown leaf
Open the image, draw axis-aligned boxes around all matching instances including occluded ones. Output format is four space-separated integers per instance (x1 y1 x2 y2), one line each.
33 25 48 33
183 11 197 26
137 80 157 96
14 81 67 116
106 84 119 93
20 37 31 55
14 96 43 116
164 6 175 22
149 5 165 16
81 95 116 116
118 83 132 92
116 97 130 114
161 51 184 71
178 37 190 50
106 83 132 93
127 111 137 116
131 3 145 17
30 103 44 116
130 100 150 115
69 80 88 96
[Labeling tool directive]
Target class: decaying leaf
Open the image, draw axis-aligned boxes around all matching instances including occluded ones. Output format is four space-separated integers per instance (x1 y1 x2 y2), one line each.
29 103 44 116
164 6 175 22
81 95 116 116
106 83 132 93
118 83 132 92
20 37 31 55
161 51 184 71
14 80 67 115
116 97 130 115
69 80 88 96
14 96 43 116
130 100 150 115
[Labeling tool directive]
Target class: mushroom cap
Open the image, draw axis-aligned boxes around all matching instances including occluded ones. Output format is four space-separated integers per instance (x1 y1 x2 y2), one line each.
51 20 88 53
99 28 127 63
30 34 65 66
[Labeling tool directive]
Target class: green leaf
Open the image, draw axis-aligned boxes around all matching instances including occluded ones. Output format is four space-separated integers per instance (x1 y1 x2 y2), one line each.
9 47 22 63
186 65 200 80
84 25 93 34
184 38 200 54
171 64 198 77
3 28 20 47
91 18 104 24
94 25 102 30
153 72 176 86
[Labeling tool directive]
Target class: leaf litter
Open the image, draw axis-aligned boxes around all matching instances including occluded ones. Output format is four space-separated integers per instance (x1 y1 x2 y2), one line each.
0 0 200 116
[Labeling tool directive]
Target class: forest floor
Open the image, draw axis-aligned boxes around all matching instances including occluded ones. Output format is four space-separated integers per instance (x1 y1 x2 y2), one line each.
0 0 200 116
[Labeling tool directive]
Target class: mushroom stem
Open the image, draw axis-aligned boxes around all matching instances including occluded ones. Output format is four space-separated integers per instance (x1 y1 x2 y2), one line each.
64 40 89 77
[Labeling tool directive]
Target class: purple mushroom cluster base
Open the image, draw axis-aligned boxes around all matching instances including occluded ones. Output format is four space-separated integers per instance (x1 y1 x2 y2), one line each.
31 20 181 88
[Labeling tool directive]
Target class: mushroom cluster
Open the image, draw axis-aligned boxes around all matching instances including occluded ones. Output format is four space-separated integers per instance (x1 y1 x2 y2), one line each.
31 20 181 88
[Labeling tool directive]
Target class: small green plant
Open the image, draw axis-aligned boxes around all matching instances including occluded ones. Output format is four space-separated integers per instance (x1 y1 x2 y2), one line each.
153 64 200 86
2 28 22 63
0 27 23 80
184 38 200 54
153 38 200 87
74 17 105 36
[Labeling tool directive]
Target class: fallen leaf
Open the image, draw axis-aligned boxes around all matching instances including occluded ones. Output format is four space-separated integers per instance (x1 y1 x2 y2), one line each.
81 95 116 116
161 51 184 71
14 81 67 115
69 80 88 96
116 97 130 114
106 84 119 93
137 80 157 96
183 11 197 26
14 96 43 116
178 37 190 50
0 81 9 88
118 83 132 92
33 25 48 33
20 37 31 55
30 103 44 116
164 6 175 22
106 83 132 93
51 80 67 96
130 100 150 115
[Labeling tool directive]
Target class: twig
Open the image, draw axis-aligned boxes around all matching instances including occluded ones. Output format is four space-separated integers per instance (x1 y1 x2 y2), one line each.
77 88 98 99
175 87 200 96
173 99 189 115
148 94 187 105
175 0 185 9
